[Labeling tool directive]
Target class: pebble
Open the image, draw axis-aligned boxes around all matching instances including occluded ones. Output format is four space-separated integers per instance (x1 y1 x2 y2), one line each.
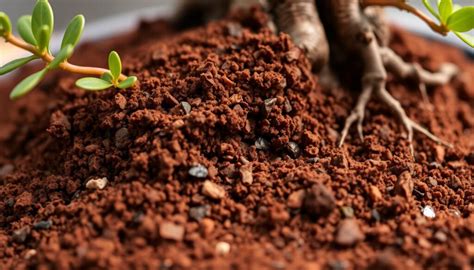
188 164 208 178
341 206 354 218
115 127 129 148
427 177 438 186
255 137 270 150
202 180 225 199
24 249 37 260
303 183 336 218
239 164 253 185
215 241 231 255
422 205 436 219
173 119 185 128
226 22 243 37
12 226 30 243
434 145 445 162
201 218 215 236
0 164 14 176
335 219 364 246
115 93 127 110
287 190 305 209
86 177 108 190
287 142 301 158
181 101 192 114
284 98 292 113
33 220 52 230
189 205 210 221
371 209 381 221
395 171 413 199
264 98 277 113
434 231 447 242
159 222 185 241
369 185 383 202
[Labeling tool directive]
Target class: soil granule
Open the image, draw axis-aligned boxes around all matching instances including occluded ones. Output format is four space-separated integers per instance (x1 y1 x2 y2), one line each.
0 9 473 270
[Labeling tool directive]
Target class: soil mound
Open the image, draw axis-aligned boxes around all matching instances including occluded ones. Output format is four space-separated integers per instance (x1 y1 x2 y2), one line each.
1 9 473 269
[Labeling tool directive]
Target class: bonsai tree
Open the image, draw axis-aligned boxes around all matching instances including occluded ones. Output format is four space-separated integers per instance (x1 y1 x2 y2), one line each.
183 0 472 152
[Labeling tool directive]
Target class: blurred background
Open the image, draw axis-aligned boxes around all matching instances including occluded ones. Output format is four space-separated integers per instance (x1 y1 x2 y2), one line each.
0 0 472 66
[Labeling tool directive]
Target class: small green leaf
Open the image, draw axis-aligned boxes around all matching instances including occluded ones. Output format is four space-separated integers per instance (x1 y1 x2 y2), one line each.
0 12 12 37
17 15 37 45
37 25 50 53
108 51 122 81
61 15 85 49
423 0 441 20
438 0 453 23
118 76 137 89
452 4 462 12
76 77 113 91
454 32 474 47
48 45 74 70
32 0 54 42
10 69 47 100
446 7 474 32
0 55 38 75
101 71 114 83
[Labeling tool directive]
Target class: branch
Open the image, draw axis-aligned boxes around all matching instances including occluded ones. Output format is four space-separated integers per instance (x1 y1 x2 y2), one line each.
361 0 449 35
5 34 127 80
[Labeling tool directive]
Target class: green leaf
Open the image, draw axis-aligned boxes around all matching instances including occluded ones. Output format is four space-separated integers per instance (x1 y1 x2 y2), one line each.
76 77 113 91
17 15 37 45
108 51 122 81
423 0 441 20
0 55 38 75
454 32 474 47
118 76 137 89
47 45 74 70
37 25 50 53
438 0 453 23
101 71 114 83
9 69 47 100
61 15 84 49
32 0 54 42
447 7 474 32
0 12 12 37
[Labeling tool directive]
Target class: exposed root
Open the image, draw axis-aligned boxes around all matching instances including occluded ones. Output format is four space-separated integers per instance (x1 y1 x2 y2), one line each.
380 47 458 103
337 25 453 152
339 86 372 147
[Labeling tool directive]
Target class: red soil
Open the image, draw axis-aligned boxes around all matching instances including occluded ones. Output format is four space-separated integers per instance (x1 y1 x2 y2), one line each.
0 10 473 269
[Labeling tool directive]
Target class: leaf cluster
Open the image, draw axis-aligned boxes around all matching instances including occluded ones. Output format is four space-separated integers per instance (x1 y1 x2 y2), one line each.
0 0 137 100
423 0 474 47
76 51 137 91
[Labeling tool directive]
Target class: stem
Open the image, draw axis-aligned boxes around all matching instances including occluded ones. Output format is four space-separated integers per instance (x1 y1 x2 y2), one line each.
4 34 127 80
361 0 449 35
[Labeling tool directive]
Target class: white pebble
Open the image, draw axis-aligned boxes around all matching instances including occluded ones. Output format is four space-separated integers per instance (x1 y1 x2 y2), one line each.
216 241 231 255
422 205 436 219
86 177 108 190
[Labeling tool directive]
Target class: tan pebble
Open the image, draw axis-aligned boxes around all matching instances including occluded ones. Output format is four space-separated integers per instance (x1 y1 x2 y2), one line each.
86 177 108 190
202 180 225 199
434 145 445 162
201 218 215 236
172 119 185 128
395 171 413 200
24 249 37 259
239 164 253 185
159 222 185 241
215 241 231 255
467 243 474 257
287 190 305 208
335 219 364 246
369 185 382 202
418 237 432 249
